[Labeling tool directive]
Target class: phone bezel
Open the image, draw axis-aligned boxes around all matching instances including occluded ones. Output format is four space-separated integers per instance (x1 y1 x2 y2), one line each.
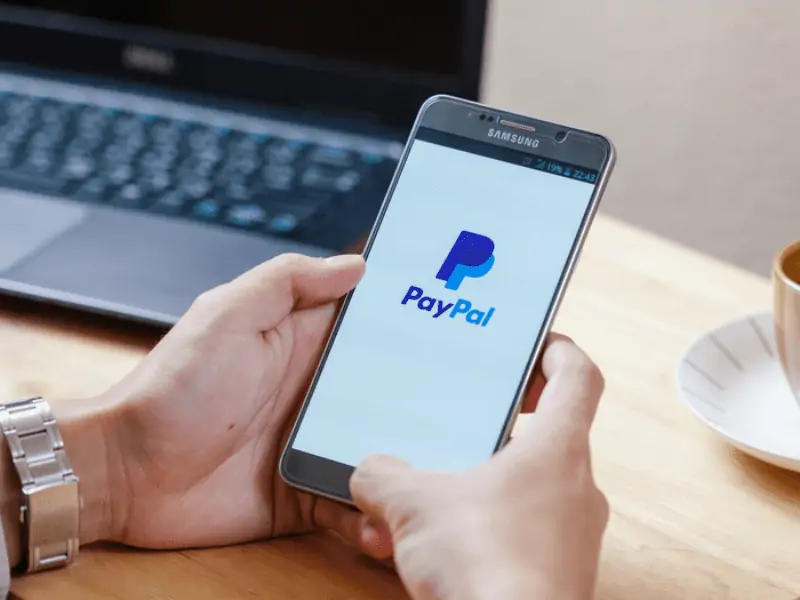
280 94 617 504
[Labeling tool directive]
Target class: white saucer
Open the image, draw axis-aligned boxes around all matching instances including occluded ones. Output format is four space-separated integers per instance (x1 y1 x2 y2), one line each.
676 311 800 472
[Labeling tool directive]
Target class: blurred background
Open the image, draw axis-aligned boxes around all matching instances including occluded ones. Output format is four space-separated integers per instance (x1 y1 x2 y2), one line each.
484 0 800 274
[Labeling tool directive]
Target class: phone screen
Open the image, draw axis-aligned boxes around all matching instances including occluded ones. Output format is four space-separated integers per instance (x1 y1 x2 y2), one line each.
289 126 601 474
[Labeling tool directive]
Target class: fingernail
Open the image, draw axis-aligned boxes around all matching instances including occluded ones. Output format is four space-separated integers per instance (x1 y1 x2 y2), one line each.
324 254 364 268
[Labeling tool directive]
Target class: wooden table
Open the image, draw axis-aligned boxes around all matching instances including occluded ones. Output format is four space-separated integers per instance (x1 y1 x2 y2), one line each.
2 215 799 600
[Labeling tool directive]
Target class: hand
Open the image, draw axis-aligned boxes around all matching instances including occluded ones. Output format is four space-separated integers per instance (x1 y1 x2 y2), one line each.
350 335 609 600
55 254 375 552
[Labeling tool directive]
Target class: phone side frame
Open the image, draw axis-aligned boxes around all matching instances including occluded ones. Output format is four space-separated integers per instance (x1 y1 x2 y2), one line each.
279 94 617 505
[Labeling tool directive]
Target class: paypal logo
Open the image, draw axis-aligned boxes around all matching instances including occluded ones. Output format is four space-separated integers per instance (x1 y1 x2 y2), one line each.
436 231 495 290
400 230 496 327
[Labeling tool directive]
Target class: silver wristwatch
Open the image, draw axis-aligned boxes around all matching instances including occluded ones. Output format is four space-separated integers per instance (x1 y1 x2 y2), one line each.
0 397 80 573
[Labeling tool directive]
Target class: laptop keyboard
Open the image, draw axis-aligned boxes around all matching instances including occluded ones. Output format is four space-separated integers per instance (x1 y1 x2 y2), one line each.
0 91 397 247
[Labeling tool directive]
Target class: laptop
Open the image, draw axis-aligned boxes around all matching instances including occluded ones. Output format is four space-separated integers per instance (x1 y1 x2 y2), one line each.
0 1 487 326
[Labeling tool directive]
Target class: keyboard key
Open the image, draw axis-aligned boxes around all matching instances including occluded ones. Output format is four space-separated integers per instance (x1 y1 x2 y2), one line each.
63 155 95 180
300 165 362 193
228 154 259 175
157 146 180 165
121 183 143 201
199 145 223 163
267 213 298 234
183 177 212 199
335 171 361 192
300 165 334 189
4 124 31 145
224 180 252 201
150 120 181 144
24 150 54 174
7 96 35 117
104 145 128 164
110 184 146 208
225 203 267 228
300 166 325 188
77 112 110 138
126 130 147 151
230 136 259 155
192 199 221 220
114 114 144 137
146 171 172 192
178 154 213 175
30 130 57 150
42 123 66 145
308 145 354 168
263 165 294 191
188 127 216 150
40 103 70 124
265 139 306 164
108 164 134 185
0 144 17 168
140 152 164 171
151 191 189 214
73 130 104 151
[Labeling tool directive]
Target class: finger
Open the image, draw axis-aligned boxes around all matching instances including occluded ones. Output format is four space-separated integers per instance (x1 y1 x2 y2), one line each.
527 336 605 433
313 499 394 560
360 519 394 561
520 332 575 413
292 301 338 351
350 455 422 530
221 253 365 331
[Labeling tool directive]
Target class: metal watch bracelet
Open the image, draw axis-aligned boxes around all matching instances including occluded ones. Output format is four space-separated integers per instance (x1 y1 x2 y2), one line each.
0 397 80 573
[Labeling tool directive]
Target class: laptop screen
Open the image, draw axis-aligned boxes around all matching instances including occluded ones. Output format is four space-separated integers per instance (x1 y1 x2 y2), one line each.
2 1 463 78
0 1 484 129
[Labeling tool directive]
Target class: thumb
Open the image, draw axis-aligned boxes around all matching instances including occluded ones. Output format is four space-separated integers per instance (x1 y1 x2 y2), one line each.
214 253 365 331
350 455 424 531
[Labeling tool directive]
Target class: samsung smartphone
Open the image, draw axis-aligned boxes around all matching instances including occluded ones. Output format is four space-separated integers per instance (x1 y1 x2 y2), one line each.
280 95 615 503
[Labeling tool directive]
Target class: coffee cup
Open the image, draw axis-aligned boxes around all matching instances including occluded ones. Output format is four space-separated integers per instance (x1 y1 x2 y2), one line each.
773 240 800 405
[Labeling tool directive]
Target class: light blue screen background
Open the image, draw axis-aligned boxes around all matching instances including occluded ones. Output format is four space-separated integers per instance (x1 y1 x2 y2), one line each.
292 139 595 472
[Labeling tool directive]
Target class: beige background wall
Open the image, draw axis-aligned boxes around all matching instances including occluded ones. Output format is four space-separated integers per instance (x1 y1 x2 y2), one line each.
482 1 800 275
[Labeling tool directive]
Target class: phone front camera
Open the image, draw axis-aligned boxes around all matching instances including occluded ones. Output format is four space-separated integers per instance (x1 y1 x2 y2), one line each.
555 131 567 142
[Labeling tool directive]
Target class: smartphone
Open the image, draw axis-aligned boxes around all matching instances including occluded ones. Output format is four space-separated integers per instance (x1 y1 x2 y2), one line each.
280 95 615 503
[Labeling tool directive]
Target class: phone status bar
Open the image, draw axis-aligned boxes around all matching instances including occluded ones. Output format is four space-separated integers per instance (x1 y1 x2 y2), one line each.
524 156 598 184
415 127 600 186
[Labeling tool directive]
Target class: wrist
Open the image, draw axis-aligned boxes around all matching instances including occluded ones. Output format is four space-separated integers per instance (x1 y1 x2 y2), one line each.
466 556 592 600
468 573 586 600
0 394 124 570
51 394 123 547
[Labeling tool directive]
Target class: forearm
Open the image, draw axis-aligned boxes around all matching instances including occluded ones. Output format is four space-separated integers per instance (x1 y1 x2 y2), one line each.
0 395 116 568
